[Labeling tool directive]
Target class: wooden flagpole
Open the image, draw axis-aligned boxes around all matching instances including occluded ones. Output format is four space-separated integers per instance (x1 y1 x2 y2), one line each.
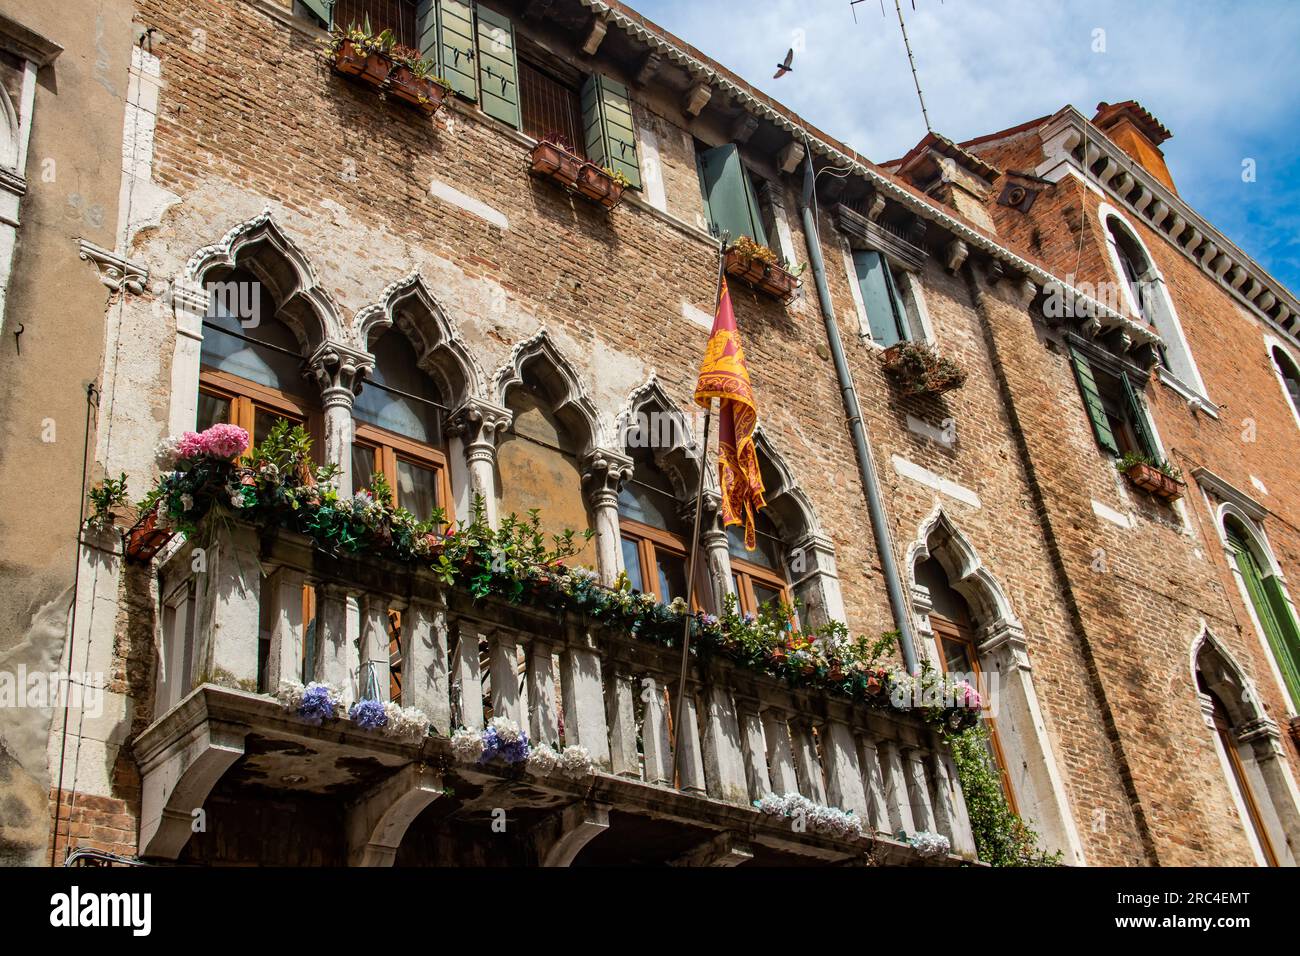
671 237 729 789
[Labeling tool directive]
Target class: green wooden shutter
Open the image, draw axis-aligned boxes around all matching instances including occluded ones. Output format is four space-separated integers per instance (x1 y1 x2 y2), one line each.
852 250 908 346
1120 373 1159 460
301 0 334 27
1069 348 1120 455
580 75 642 189
437 0 478 101
1228 525 1300 707
416 0 439 59
697 143 767 245
475 5 519 128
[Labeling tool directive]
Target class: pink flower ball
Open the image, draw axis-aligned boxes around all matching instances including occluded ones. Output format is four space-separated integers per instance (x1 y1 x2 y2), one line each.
177 423 249 461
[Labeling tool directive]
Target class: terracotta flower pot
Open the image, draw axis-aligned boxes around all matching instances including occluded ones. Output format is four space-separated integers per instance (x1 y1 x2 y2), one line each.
333 40 369 77
124 509 175 564
387 67 448 114
1123 461 1184 502
574 164 627 209
724 247 799 301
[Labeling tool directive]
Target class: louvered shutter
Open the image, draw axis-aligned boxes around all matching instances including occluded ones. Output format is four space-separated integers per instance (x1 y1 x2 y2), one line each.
1069 348 1119 455
437 0 478 100
853 249 909 346
475 4 520 128
1120 373 1159 460
580 74 642 188
696 143 766 245
301 0 334 27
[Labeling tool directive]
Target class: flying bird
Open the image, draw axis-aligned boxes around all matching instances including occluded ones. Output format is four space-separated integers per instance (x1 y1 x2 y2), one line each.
773 48 794 79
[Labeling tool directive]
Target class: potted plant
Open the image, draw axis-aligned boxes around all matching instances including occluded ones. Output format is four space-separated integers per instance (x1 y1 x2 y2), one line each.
86 473 130 535
124 504 175 563
724 236 802 301
386 45 451 115
328 22 397 88
880 341 967 397
575 163 629 209
1116 452 1185 502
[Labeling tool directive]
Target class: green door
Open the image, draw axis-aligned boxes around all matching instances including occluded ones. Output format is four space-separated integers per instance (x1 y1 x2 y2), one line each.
1228 522 1300 708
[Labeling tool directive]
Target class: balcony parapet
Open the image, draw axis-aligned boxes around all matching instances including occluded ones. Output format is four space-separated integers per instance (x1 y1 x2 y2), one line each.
140 519 978 865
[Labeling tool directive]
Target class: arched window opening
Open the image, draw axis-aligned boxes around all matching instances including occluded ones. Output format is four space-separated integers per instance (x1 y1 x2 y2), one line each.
352 327 450 524
1201 679 1280 866
1272 347 1300 419
617 444 690 603
727 511 789 617
1225 517 1300 710
1195 635 1298 866
1108 220 1152 324
496 382 597 569
915 557 1018 813
197 267 319 453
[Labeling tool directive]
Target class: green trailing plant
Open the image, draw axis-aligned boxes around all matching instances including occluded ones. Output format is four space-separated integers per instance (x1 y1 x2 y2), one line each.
942 721 1063 867
87 472 130 533
599 165 632 189
144 419 985 726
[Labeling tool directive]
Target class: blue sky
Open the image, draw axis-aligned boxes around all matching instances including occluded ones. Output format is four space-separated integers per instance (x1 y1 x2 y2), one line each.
631 0 1300 293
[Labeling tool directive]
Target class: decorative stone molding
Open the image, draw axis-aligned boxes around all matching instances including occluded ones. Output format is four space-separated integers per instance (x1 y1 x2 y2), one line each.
494 328 610 453
581 447 634 509
78 239 148 294
184 207 345 348
307 340 374 402
353 271 487 406
684 81 711 118
777 140 805 176
447 396 512 458
730 112 759 144
616 372 708 499
581 13 609 56
1192 466 1269 523
944 238 968 273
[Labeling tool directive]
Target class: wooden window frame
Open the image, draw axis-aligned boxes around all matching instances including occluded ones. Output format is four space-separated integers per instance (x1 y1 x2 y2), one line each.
1209 692 1280 866
730 552 792 618
198 367 320 459
931 611 1020 816
619 516 697 607
351 421 454 522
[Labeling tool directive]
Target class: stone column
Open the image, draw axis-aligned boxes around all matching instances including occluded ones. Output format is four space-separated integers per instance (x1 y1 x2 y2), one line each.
691 492 735 613
168 278 207 436
307 341 374 497
447 398 511 526
582 448 634 587
786 530 846 630
192 522 262 692
403 598 451 735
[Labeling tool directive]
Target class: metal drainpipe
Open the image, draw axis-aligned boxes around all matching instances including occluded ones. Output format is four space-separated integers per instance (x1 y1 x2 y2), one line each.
797 155 920 674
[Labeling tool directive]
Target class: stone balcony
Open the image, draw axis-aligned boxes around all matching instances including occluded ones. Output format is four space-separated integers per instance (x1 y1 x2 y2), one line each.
135 522 978 866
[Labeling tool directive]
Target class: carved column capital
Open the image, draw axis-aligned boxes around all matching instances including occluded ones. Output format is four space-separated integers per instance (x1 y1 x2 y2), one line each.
307 341 374 409
977 620 1030 670
582 448 634 509
447 398 511 454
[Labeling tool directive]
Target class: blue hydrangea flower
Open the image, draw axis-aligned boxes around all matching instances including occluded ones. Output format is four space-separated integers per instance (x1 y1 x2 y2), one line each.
349 698 388 731
298 684 337 726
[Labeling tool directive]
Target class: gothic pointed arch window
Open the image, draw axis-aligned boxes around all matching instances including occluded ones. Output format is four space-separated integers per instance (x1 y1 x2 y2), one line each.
196 266 321 452
1271 345 1300 426
351 326 451 523
617 443 691 603
1100 205 1209 401
1195 633 1299 866
1223 514 1300 711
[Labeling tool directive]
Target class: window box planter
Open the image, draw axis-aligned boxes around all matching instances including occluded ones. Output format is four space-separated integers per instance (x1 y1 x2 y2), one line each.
1122 460 1185 502
880 342 967 397
528 140 626 210
724 247 800 302
124 508 175 564
386 66 450 115
574 163 627 209
332 40 392 87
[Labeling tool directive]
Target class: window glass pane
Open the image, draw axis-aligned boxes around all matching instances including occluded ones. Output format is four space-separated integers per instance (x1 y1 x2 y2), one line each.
727 513 782 569
940 636 974 675
752 581 783 612
201 276 304 394
621 537 645 592
655 550 687 603
196 391 231 432
352 444 376 495
354 329 443 445
396 458 440 522
254 409 295 449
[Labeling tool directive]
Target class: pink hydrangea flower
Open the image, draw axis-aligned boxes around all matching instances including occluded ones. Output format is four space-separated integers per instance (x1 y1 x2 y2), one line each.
176 423 249 461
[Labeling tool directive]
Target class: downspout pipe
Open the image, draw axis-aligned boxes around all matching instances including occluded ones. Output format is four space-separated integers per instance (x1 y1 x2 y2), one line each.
797 154 920 674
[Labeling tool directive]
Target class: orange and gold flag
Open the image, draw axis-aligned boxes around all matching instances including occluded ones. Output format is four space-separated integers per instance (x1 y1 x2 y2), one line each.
694 277 766 550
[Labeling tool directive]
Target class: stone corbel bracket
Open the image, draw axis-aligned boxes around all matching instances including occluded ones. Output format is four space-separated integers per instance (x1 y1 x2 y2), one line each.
79 239 149 294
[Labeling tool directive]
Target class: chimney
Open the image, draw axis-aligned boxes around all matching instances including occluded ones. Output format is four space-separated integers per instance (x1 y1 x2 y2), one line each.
889 133 1001 234
1092 101 1176 193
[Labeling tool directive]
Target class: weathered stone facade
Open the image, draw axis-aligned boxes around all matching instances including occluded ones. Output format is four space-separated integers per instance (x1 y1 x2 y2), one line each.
0 0 1296 866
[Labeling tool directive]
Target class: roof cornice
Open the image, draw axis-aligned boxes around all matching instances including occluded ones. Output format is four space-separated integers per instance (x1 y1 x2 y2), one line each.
1034 107 1300 350
577 0 1158 354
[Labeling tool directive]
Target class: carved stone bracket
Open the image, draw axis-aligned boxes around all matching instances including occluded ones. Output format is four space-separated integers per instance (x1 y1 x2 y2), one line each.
79 239 149 294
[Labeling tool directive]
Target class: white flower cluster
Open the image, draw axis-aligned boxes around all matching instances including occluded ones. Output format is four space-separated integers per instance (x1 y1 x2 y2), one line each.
527 743 598 779
754 792 863 840
488 715 524 743
908 831 951 859
450 726 485 763
381 701 431 743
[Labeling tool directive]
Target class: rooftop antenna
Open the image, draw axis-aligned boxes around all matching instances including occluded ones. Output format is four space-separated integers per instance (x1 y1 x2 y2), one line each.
851 0 933 134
